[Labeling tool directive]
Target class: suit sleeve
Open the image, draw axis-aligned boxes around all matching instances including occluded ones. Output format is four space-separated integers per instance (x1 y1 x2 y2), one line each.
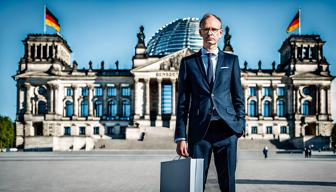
174 58 191 141
230 55 246 132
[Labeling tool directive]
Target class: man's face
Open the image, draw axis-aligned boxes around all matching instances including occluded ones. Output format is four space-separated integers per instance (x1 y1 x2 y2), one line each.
199 16 223 47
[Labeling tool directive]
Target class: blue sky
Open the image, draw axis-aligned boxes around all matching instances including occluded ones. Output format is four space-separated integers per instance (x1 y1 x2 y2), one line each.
1 0 336 120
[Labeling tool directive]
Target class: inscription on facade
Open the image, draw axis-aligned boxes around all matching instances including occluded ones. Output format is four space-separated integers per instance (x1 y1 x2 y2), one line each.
156 72 178 78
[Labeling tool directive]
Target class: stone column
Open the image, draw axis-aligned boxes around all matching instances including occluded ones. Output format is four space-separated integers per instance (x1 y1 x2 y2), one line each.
320 86 326 114
53 84 59 115
257 84 262 117
172 78 176 116
88 84 94 117
27 44 31 61
157 78 162 120
326 85 331 116
295 86 300 114
17 84 24 113
72 85 78 117
103 84 108 116
243 85 248 116
134 78 140 119
145 78 150 119
272 84 277 117
34 44 37 59
48 84 54 113
25 83 31 114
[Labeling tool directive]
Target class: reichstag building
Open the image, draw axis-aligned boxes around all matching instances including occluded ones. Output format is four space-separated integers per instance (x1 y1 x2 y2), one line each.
14 18 334 151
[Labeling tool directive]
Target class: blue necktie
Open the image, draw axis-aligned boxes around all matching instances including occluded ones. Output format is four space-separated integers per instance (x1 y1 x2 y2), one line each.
207 53 214 87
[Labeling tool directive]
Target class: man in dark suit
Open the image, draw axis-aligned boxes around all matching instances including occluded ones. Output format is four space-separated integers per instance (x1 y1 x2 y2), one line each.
175 13 245 192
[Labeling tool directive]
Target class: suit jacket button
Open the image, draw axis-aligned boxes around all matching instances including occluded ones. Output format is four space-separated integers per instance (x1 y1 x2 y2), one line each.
211 94 214 97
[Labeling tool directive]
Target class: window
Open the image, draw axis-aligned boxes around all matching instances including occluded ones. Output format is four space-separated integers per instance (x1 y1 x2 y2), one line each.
263 87 271 96
108 87 116 96
94 127 99 135
94 87 103 96
266 126 273 134
82 87 88 96
162 84 172 114
65 101 73 117
251 126 258 134
280 126 287 134
121 87 131 96
263 101 271 117
66 87 73 96
94 100 103 117
38 101 47 115
107 127 114 135
79 127 86 135
302 100 311 115
249 87 256 96
248 100 257 117
122 100 130 119
303 87 313 96
278 87 285 97
81 100 88 117
38 86 47 96
108 100 117 117
277 100 285 117
64 127 71 136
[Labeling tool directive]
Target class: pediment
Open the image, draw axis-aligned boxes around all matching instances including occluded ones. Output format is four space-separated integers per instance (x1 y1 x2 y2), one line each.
132 48 195 72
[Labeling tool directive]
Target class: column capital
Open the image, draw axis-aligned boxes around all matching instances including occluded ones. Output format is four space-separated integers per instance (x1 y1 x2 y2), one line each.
157 78 162 83
17 83 25 89
71 84 79 89
171 78 177 83
144 78 150 83
134 77 140 82
53 84 59 90
88 84 94 89
256 84 263 90
24 82 31 89
271 84 277 89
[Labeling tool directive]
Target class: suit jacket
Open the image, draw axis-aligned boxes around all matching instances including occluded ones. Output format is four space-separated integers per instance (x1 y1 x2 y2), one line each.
175 50 245 144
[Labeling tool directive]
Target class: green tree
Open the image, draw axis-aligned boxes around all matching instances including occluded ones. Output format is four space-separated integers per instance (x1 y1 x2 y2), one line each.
331 124 336 148
0 116 15 148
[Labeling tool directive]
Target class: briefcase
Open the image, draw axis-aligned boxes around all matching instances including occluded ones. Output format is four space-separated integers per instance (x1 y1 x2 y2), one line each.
160 158 204 192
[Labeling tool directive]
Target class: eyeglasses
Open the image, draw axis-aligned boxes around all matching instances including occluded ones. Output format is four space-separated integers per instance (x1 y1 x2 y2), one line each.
200 27 222 33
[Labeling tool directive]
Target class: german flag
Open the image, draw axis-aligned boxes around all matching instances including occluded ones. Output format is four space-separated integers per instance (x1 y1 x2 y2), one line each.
45 7 60 32
286 11 299 33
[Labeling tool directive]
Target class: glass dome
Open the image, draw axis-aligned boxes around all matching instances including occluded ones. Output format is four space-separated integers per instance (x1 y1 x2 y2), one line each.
147 18 203 56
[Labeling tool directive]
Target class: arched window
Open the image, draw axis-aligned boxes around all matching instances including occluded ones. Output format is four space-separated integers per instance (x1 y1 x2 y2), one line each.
108 100 117 117
277 100 285 117
248 100 257 117
38 101 47 115
65 101 73 117
81 100 88 117
94 100 103 117
302 100 311 115
122 100 130 118
263 101 271 117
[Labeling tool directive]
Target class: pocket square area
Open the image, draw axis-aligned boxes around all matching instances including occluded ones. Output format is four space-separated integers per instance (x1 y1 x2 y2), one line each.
221 66 229 69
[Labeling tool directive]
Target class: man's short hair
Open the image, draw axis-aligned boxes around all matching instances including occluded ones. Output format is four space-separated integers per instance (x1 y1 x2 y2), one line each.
199 13 222 28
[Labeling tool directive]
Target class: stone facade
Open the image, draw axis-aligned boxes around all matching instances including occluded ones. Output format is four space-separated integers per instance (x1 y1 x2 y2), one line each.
14 27 334 151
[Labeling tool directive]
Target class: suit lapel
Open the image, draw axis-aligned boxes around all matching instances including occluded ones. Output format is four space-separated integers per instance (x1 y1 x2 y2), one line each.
195 51 210 89
213 51 225 90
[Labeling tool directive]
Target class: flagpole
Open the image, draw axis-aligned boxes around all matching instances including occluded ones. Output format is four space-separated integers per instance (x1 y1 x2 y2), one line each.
44 5 46 34
299 8 301 35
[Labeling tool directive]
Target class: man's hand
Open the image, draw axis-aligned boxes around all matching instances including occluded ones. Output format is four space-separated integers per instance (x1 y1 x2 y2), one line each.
176 140 189 157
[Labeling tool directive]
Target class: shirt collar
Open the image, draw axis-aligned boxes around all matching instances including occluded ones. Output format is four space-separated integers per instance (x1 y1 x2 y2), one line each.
201 47 219 56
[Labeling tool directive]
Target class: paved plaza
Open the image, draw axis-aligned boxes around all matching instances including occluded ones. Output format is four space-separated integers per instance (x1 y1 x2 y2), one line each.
0 150 335 192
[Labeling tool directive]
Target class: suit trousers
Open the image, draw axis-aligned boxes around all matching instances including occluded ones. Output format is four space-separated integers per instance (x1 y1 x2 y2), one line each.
188 120 238 192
